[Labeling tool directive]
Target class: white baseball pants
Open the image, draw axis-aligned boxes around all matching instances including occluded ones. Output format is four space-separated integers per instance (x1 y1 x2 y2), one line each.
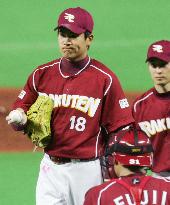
36 154 103 205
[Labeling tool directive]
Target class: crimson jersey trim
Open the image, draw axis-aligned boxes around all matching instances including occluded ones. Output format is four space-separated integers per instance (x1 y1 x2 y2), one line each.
90 64 112 96
95 127 101 158
154 176 170 182
95 177 170 205
32 61 60 92
97 181 116 205
58 57 91 78
133 91 153 112
32 58 113 98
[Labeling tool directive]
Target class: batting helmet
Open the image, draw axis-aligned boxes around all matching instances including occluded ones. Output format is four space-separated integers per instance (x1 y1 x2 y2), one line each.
105 127 154 167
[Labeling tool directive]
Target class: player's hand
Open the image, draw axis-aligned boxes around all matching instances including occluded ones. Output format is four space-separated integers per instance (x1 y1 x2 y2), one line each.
6 109 27 125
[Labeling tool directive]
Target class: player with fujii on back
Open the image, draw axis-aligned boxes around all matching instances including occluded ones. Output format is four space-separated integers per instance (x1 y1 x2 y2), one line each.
83 127 170 205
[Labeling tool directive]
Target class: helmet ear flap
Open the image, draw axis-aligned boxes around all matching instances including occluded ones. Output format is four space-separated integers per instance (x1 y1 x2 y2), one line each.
106 127 131 155
114 158 119 165
104 153 117 179
133 126 139 145
105 153 115 167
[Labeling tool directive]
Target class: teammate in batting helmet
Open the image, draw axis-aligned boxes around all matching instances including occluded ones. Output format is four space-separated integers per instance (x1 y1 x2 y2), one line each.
105 127 154 177
84 128 170 205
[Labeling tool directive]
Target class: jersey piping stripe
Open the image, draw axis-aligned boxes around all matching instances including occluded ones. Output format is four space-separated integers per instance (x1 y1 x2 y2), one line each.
153 176 170 182
95 127 101 158
163 178 170 182
133 92 153 113
32 61 60 92
97 181 116 205
58 57 91 78
90 65 112 96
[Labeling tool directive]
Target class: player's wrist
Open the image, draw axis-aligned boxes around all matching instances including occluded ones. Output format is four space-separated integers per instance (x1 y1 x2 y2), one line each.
16 108 27 124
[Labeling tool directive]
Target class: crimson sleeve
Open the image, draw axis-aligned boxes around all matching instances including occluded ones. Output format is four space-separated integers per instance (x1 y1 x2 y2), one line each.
12 69 39 112
101 74 134 133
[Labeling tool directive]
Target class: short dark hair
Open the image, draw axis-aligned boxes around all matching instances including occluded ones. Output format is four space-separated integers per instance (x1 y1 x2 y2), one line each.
147 57 168 68
84 31 91 39
57 27 92 40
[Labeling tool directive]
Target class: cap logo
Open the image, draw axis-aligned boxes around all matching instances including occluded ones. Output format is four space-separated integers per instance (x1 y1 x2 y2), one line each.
64 13 75 22
152 44 163 53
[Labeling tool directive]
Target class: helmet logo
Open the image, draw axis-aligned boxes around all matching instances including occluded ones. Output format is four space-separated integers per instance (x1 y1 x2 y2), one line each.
152 45 163 53
131 148 141 153
64 13 75 22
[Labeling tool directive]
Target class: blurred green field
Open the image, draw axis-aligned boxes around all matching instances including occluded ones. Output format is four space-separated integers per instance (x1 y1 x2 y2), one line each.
0 152 43 205
1 0 170 91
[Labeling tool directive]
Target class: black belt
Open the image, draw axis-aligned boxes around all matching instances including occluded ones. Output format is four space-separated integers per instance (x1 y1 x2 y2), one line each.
50 156 97 164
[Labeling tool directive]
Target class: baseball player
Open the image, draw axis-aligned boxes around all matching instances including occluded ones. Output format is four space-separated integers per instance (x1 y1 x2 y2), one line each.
6 7 134 205
83 127 170 205
132 40 170 179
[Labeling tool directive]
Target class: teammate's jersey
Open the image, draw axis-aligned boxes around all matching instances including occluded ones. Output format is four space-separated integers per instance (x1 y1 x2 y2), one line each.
13 57 133 158
83 175 170 205
132 88 170 173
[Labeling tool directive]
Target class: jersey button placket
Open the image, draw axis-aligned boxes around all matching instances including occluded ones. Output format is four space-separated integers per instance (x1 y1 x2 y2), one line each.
63 77 73 93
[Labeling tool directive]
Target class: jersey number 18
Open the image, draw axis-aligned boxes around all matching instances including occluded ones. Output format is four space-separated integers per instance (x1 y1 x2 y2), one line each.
70 116 86 131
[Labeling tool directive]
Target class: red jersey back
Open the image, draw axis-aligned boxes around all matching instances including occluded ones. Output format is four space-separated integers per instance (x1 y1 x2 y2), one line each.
13 57 134 158
132 88 170 172
84 175 170 205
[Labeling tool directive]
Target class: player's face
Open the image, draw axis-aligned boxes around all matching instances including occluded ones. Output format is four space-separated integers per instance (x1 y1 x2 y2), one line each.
58 27 93 61
148 58 170 90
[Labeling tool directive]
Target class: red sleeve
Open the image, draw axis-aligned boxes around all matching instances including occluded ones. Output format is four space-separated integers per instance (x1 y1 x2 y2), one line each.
12 69 39 112
101 74 134 133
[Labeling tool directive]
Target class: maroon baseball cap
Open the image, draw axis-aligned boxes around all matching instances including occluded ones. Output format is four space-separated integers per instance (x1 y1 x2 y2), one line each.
54 7 94 34
146 40 170 62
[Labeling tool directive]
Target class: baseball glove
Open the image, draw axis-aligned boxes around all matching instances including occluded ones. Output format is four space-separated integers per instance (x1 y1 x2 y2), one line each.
25 95 54 148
